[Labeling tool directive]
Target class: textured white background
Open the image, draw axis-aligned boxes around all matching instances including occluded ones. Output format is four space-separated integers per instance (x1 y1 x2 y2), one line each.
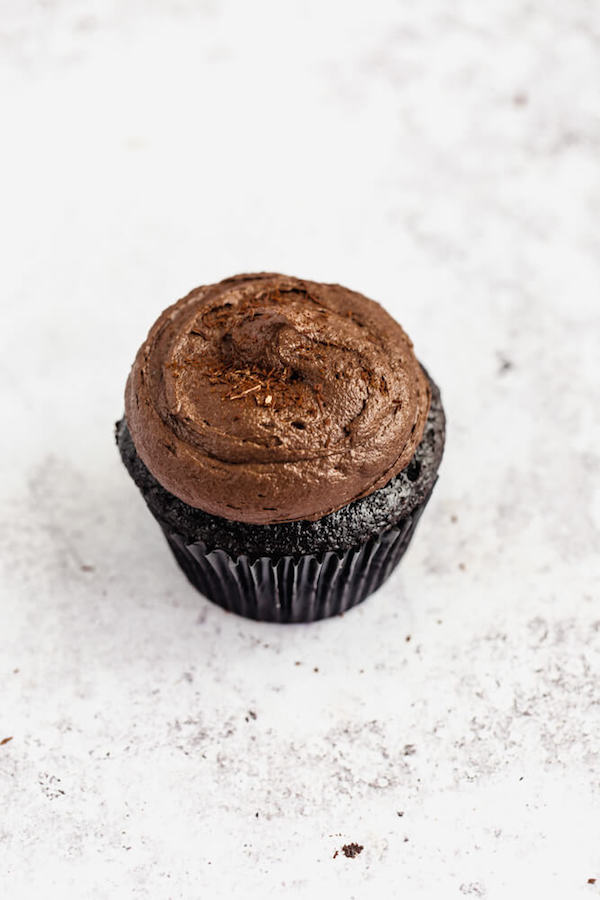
1 1 600 898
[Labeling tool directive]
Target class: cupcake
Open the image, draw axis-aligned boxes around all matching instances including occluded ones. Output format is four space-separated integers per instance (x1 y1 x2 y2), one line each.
116 273 445 623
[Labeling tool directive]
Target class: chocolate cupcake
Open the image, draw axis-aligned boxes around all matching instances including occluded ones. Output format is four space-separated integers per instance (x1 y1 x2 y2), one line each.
116 273 445 622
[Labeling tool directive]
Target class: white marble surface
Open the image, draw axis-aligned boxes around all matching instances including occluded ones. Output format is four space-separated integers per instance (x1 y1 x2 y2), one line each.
1 1 600 897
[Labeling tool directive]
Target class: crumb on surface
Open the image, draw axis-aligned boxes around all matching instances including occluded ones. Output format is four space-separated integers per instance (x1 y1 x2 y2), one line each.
341 843 363 858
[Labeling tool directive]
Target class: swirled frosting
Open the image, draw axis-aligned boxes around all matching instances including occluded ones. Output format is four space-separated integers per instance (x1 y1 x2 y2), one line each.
125 273 431 524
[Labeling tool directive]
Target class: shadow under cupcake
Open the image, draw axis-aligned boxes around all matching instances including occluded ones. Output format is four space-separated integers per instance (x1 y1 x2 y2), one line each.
116 273 445 623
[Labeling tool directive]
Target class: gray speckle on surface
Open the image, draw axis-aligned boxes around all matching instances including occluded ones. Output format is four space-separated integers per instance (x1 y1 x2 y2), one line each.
1 1 600 898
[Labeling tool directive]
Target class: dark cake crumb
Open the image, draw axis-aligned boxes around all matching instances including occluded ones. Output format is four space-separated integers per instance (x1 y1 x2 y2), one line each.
341 843 363 858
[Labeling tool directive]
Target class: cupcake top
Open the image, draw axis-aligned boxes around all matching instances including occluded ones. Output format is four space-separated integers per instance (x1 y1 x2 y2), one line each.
125 273 431 525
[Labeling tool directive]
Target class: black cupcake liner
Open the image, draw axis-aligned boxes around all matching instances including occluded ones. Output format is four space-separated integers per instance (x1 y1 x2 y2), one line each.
158 493 430 623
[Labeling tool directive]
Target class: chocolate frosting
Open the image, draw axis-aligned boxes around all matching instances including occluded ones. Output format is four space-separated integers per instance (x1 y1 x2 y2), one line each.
125 273 431 525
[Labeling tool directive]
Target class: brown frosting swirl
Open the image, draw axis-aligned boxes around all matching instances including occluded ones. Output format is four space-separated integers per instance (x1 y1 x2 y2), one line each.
125 273 431 524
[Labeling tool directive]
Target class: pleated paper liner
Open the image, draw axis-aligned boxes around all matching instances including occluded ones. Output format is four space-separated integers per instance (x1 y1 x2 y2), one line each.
160 498 429 623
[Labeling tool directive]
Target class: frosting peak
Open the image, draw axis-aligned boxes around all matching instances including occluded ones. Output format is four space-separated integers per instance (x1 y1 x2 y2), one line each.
125 273 431 524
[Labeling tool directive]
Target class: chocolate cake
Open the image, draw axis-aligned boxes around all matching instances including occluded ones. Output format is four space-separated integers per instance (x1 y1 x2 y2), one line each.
116 273 445 622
